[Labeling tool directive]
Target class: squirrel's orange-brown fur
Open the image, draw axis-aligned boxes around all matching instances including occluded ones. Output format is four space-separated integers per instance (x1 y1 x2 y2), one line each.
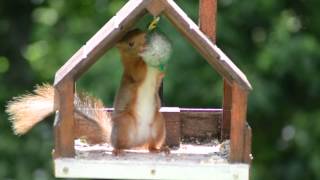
112 29 167 153
6 29 168 153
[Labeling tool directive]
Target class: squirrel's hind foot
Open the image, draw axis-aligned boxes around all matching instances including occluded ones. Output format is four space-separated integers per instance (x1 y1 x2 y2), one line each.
112 148 124 156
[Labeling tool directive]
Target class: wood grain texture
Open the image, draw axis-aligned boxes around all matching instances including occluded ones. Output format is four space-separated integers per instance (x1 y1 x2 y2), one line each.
55 157 249 180
68 108 221 147
181 111 221 138
229 83 248 162
243 123 252 164
199 0 217 43
199 0 221 140
162 107 181 147
222 80 232 140
54 79 75 157
161 0 252 91
54 0 151 86
147 0 165 16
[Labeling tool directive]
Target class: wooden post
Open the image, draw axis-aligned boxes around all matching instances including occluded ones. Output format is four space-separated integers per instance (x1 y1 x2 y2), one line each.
243 123 252 164
54 79 75 157
229 83 248 162
198 0 251 164
221 81 232 139
199 0 231 140
162 107 181 147
199 0 217 43
199 0 217 139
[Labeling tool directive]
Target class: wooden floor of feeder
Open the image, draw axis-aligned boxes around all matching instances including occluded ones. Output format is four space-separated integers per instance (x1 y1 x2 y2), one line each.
54 140 249 180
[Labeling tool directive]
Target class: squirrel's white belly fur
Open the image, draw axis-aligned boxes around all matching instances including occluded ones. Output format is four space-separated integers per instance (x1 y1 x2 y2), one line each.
132 66 158 144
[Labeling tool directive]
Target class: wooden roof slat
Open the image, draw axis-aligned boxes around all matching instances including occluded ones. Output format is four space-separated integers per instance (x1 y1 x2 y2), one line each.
54 0 151 86
161 0 252 91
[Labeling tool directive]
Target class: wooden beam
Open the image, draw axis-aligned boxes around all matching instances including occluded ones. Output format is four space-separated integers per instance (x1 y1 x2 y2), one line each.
54 0 151 86
79 107 221 146
54 78 75 157
180 108 221 139
55 157 249 180
221 80 232 140
162 0 252 91
243 123 252 164
199 0 219 140
161 107 181 147
199 0 217 43
229 83 248 162
147 0 166 16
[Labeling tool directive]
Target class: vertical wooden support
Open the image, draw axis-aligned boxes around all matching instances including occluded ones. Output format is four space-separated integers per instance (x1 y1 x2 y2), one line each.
200 0 234 141
221 81 232 139
54 79 75 157
199 0 217 43
162 107 181 147
229 83 248 162
198 0 252 163
243 123 252 164
199 0 224 138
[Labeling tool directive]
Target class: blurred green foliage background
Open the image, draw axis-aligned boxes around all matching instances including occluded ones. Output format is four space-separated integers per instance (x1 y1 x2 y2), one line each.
0 0 319 179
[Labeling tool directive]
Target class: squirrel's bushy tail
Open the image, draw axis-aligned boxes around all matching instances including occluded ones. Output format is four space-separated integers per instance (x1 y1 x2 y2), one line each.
74 91 111 144
6 84 111 144
6 84 54 135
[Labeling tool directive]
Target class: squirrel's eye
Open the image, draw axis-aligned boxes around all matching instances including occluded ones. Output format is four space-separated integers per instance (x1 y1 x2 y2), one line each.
128 42 134 48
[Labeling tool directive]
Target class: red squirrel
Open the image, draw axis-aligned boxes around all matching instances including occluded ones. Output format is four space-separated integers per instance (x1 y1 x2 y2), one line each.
6 29 172 154
112 29 170 154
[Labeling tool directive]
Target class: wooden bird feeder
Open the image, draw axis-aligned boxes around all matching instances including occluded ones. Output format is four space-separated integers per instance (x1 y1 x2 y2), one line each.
53 0 253 179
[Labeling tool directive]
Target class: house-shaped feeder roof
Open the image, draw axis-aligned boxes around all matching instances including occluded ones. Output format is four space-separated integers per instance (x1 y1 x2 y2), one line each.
54 0 252 91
